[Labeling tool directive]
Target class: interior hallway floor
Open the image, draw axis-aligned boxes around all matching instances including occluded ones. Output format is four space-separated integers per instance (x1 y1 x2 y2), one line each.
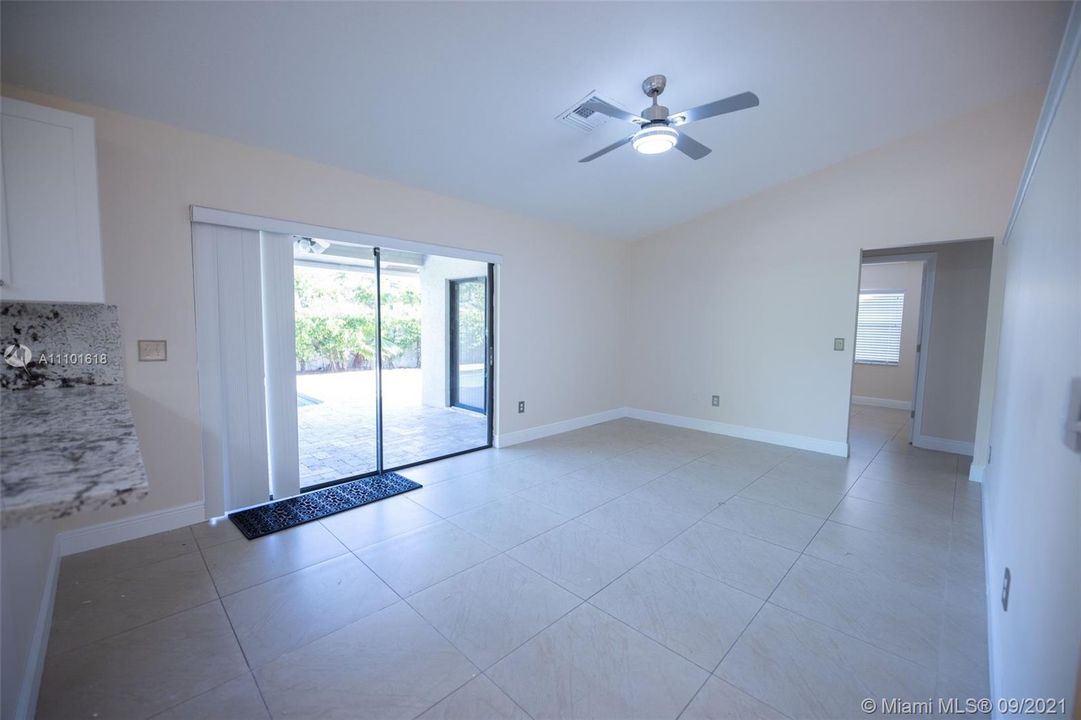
36 407 987 720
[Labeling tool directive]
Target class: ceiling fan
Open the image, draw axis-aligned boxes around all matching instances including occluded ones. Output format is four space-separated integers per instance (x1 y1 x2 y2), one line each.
578 75 759 163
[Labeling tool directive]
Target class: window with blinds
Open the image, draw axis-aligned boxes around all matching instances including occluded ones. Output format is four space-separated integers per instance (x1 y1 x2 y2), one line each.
855 292 905 365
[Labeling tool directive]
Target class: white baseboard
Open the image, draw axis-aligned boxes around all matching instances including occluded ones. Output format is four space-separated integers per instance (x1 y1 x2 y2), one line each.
980 480 997 709
14 502 205 718
626 408 849 457
967 463 986 483
495 408 627 448
852 395 913 411
913 434 975 457
15 536 61 720
56 501 206 557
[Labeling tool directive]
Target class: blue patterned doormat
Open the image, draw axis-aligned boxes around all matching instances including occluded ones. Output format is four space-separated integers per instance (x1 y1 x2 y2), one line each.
228 472 422 540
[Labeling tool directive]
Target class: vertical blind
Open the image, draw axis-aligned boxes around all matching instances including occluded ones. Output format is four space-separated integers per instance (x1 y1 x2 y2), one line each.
260 232 301 503
193 223 273 515
855 292 905 364
194 225 304 514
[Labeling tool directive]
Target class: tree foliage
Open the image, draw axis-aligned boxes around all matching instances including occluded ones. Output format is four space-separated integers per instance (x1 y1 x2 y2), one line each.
294 266 420 372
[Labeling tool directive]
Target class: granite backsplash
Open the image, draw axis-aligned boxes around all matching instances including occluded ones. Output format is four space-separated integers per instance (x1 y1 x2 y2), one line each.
0 302 124 389
1 302 149 525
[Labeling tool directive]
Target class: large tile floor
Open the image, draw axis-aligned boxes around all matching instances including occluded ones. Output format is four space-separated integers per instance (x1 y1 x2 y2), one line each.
37 406 988 719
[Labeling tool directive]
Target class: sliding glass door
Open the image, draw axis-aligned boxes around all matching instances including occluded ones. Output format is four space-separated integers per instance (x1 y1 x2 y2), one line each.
380 255 492 469
291 239 493 489
193 219 497 512
449 277 488 413
293 242 380 489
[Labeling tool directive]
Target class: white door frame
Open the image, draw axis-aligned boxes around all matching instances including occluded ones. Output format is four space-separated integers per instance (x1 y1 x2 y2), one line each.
858 252 937 447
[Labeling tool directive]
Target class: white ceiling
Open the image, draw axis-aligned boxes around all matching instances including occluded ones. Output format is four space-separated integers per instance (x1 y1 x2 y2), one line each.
1 2 1067 240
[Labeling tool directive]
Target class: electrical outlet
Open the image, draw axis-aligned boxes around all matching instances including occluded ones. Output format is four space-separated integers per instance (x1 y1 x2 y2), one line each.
518 401 525 414
833 337 845 351
1001 567 1011 611
711 395 720 407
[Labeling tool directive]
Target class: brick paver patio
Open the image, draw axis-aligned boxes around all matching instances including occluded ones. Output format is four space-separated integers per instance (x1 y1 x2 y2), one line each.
297 369 487 487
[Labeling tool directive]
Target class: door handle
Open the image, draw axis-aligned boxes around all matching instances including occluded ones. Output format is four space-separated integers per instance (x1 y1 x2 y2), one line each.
1067 378 1081 454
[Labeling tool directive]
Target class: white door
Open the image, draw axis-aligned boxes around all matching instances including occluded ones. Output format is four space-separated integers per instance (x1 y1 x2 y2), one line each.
981 39 1080 709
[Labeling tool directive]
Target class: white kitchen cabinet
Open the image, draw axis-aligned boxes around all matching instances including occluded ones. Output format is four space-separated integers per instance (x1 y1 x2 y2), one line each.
1 97 104 303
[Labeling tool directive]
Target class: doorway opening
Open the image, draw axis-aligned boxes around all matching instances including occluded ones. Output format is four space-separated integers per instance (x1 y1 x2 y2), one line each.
849 255 930 453
849 239 994 459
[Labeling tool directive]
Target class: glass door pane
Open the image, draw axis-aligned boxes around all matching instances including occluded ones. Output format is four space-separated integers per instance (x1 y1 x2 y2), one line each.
292 239 379 489
450 278 487 412
380 252 491 469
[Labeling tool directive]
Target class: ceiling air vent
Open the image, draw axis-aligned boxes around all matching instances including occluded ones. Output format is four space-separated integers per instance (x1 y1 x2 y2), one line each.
556 92 623 133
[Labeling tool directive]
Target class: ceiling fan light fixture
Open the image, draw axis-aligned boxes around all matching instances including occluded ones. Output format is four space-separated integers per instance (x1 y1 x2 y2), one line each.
632 125 678 155
578 77 757 162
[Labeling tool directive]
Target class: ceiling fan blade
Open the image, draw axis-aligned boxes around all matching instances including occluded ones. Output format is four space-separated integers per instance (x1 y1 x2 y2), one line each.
580 98 646 126
579 135 633 163
675 132 711 159
669 91 759 126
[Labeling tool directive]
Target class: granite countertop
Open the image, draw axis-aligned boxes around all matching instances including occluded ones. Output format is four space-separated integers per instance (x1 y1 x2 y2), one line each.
1 384 149 526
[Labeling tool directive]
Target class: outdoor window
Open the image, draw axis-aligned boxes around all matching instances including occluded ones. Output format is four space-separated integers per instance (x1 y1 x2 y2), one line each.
855 291 905 365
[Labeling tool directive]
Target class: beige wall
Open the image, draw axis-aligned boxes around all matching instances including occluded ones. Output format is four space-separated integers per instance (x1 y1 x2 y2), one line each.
920 239 993 445
625 90 1040 453
971 241 1007 469
852 261 924 406
1 86 627 533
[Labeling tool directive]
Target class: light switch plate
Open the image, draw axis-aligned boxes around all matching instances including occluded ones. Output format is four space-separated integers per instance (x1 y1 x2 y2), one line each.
834 337 845 351
138 340 167 362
